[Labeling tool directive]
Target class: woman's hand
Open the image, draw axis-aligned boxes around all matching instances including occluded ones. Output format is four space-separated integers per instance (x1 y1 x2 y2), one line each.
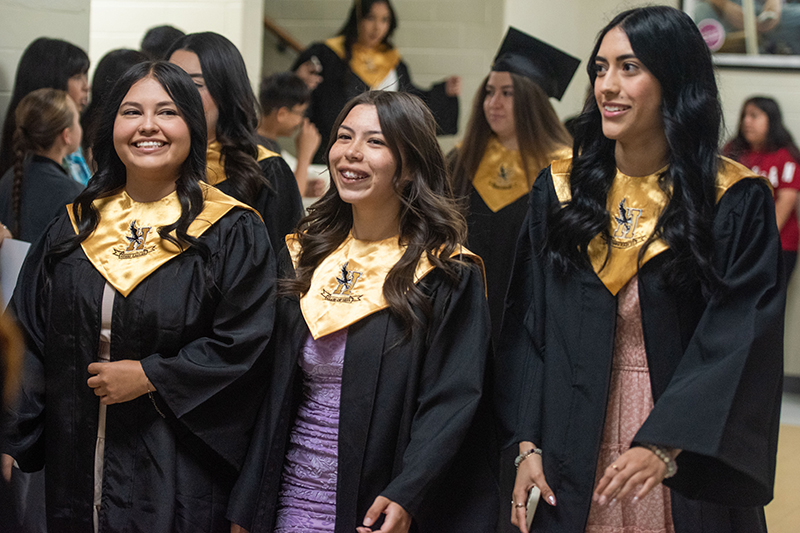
295 118 322 165
758 0 783 33
87 360 151 405
0 223 12 245
2 453 14 482
445 75 461 97
356 495 411 533
295 59 323 90
592 446 678 506
511 442 556 533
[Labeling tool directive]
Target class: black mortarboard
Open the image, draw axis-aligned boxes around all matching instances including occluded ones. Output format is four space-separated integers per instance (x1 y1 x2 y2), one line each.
492 27 580 101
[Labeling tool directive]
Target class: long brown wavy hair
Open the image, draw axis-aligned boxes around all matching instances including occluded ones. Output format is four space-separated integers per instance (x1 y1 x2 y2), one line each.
450 72 571 198
10 89 75 237
283 91 467 333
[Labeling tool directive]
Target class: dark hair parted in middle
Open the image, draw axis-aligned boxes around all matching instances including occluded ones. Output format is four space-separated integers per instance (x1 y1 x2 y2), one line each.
338 0 398 61
285 91 467 332
546 5 723 291
168 32 268 202
46 61 209 271
450 71 571 199
725 96 800 163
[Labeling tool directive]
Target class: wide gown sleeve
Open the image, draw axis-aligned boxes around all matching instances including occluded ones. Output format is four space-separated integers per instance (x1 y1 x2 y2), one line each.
378 261 491 516
493 170 552 449
396 61 459 135
140 210 276 471
635 178 784 506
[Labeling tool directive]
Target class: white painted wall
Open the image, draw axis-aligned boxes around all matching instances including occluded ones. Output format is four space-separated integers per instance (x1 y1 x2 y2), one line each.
0 0 91 134
89 0 264 89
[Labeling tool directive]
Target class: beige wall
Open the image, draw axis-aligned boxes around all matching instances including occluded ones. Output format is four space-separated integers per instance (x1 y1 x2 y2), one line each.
0 0 91 133
89 0 264 89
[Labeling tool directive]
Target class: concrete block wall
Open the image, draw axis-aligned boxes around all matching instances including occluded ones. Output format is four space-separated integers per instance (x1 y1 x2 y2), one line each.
262 0 506 152
89 0 264 90
0 0 91 138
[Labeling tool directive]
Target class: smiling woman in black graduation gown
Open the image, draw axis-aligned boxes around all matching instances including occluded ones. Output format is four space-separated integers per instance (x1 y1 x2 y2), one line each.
3 62 275 532
228 91 497 533
497 7 784 533
292 0 461 164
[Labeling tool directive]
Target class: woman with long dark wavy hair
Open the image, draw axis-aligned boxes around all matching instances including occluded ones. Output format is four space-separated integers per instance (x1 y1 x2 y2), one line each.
169 32 303 251
724 95 800 277
292 0 461 164
496 6 783 533
449 27 577 347
2 61 275 532
0 37 91 184
228 90 498 533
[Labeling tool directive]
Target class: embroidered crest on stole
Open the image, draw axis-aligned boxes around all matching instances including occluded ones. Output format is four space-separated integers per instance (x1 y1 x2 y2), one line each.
113 220 156 259
321 261 364 303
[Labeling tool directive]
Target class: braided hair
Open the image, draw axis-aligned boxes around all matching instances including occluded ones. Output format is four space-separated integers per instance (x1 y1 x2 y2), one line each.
10 89 75 237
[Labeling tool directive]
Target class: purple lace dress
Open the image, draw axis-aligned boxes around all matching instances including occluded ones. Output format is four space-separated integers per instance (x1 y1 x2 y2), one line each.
274 328 347 532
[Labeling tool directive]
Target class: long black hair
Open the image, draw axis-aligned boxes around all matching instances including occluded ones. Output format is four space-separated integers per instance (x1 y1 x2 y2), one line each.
547 6 722 291
82 48 149 156
725 96 800 163
168 32 267 203
45 61 209 272
285 91 467 334
338 0 398 62
0 37 89 176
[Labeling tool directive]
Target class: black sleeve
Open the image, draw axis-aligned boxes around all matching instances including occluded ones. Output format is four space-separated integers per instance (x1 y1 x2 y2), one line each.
257 156 304 255
396 61 459 135
635 178 784 506
140 210 277 471
379 262 491 516
493 169 554 450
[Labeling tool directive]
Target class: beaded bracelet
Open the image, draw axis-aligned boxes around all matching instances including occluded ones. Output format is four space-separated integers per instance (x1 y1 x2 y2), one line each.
514 447 543 470
645 444 677 478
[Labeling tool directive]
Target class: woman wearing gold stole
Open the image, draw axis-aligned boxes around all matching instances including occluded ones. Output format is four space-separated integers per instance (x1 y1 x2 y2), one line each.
169 32 304 252
228 91 498 533
449 27 579 348
2 62 275 532
497 7 783 533
292 0 462 164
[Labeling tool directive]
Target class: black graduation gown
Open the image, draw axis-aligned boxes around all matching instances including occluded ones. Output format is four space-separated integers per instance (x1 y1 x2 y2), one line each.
228 249 499 533
215 155 304 254
4 207 276 533
293 42 459 164
495 168 784 532
448 146 530 346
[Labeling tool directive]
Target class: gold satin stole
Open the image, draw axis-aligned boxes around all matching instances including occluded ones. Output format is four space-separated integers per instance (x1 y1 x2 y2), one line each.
69 182 253 296
550 156 766 295
288 233 482 339
205 141 279 185
472 137 570 212
325 36 401 89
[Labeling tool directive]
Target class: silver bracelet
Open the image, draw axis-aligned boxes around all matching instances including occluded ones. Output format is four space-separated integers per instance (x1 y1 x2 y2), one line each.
644 444 677 478
514 447 542 470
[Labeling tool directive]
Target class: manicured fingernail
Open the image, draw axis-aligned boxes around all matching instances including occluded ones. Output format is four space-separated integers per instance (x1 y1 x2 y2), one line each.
598 495 607 506
548 495 556 506
592 494 598 503
608 498 617 508
632 496 639 504
363 518 373 526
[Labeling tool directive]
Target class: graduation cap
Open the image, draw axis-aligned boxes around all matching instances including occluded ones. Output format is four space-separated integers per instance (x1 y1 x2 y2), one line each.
492 27 581 101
